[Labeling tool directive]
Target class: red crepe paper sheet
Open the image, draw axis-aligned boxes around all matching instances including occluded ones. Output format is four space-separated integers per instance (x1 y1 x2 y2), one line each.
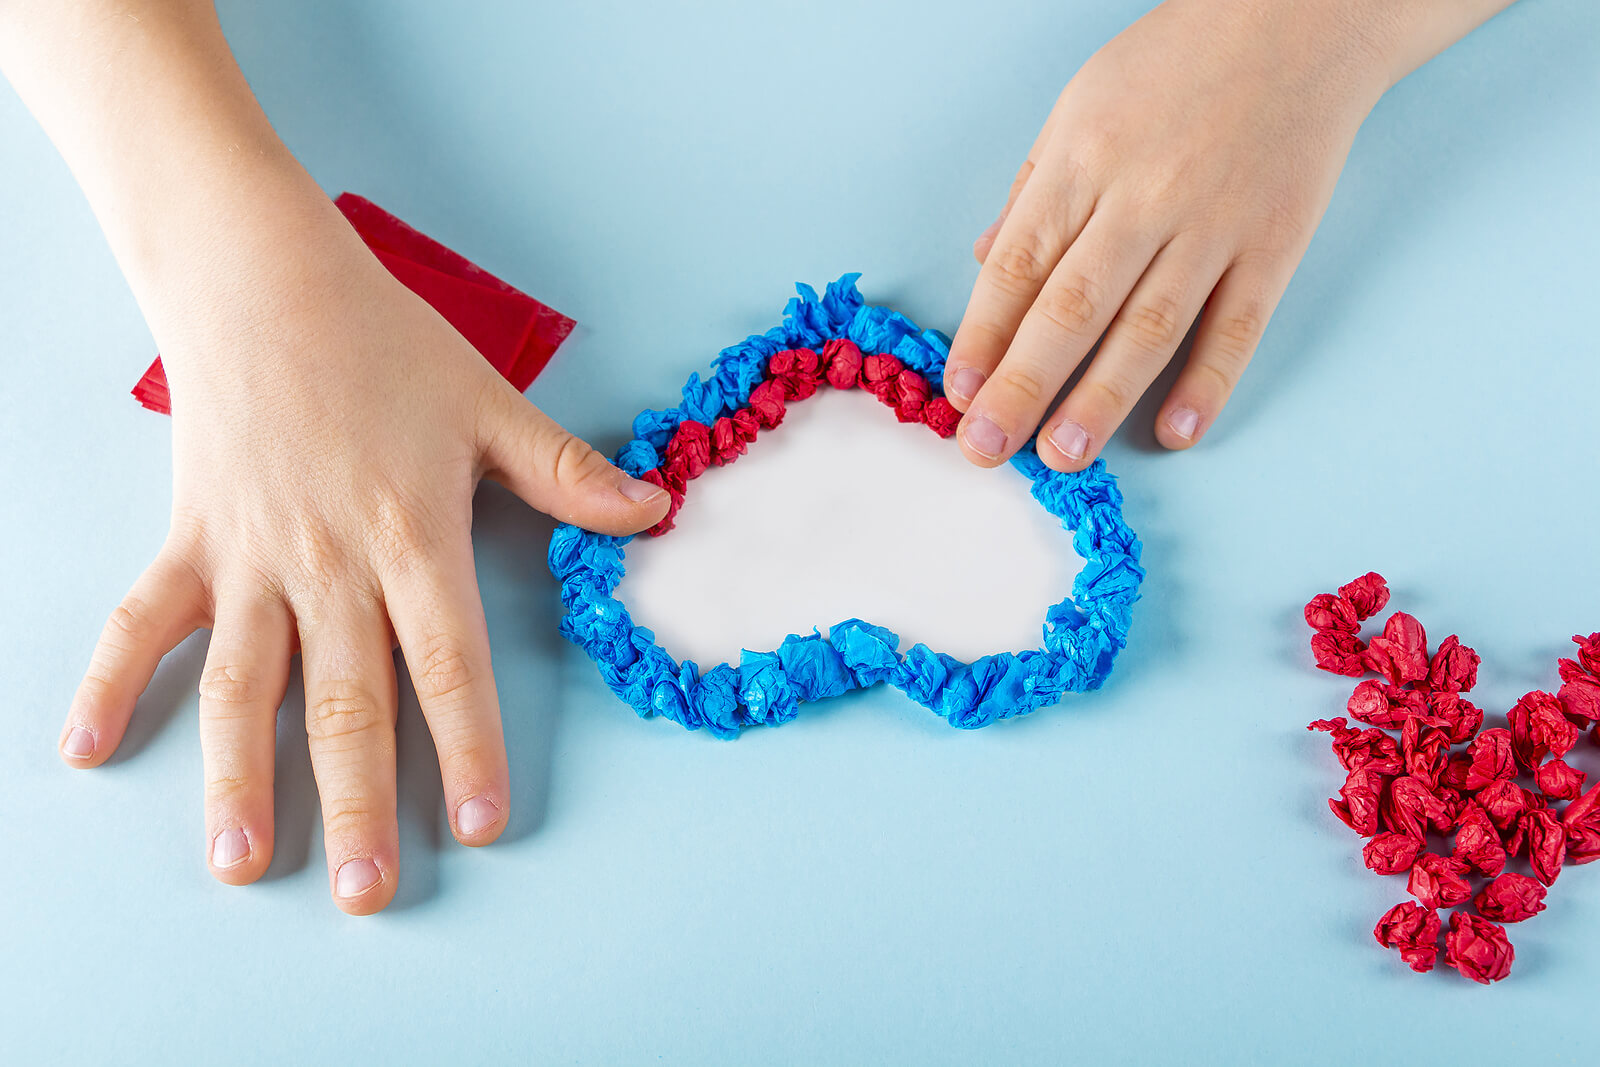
131 193 575 413
1304 571 1600 984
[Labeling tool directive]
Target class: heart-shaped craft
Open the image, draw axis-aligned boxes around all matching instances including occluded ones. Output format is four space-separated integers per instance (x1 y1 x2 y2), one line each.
548 275 1144 737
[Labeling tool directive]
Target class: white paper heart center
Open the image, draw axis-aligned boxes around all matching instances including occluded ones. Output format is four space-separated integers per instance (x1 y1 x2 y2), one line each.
618 387 1083 666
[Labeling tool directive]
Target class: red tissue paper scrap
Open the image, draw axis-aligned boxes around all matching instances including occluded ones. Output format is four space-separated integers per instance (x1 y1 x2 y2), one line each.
1304 571 1600 984
131 193 575 414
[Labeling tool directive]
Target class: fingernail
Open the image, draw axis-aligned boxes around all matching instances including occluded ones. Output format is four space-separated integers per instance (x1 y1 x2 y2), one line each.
211 828 250 869
977 217 1002 245
948 367 986 403
335 858 382 899
455 795 501 836
1168 407 1200 440
1048 420 1090 461
618 476 667 505
62 726 95 760
961 414 1008 459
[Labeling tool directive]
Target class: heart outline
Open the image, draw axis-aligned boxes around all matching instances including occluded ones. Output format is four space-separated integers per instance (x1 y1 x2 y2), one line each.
547 275 1144 737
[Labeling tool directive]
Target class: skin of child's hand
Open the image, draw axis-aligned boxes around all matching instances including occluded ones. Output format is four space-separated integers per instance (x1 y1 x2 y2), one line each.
944 0 1513 471
57 209 670 914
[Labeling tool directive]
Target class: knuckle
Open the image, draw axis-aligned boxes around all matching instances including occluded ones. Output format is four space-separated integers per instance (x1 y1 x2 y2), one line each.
430 721 497 771
73 671 118 712
367 495 447 582
103 599 154 648
204 771 255 806
1137 167 1188 216
1073 126 1122 169
198 663 268 710
986 240 1050 292
1084 376 1137 415
1035 279 1100 336
289 519 347 593
1120 293 1187 354
320 797 380 840
1254 196 1311 248
954 317 1012 359
1193 356 1245 397
993 366 1051 406
1210 304 1267 365
411 637 477 705
307 682 389 745
548 433 610 490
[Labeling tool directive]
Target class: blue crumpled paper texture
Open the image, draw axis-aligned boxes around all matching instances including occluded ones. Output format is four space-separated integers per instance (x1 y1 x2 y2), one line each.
548 275 1144 737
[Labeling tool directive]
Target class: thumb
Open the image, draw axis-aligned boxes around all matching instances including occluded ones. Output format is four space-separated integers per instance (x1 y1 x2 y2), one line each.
479 384 670 535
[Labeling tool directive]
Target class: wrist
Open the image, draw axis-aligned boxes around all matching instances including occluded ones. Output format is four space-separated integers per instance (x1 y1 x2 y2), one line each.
1192 0 1513 111
143 187 385 382
0 1 369 339
1306 0 1520 92
115 158 362 333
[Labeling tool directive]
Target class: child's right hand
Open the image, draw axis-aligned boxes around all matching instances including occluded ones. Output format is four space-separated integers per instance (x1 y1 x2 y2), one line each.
58 194 669 913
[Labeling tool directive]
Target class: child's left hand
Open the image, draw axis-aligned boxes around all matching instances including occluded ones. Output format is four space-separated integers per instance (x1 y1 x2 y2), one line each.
942 0 1508 471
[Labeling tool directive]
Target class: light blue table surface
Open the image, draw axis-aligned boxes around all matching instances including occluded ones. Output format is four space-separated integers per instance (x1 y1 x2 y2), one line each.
3 1 1598 1062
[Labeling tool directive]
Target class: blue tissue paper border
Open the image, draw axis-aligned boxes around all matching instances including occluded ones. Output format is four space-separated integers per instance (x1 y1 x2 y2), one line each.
547 275 1144 737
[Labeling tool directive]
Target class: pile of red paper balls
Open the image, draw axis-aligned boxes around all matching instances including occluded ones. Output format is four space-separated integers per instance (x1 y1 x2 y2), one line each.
1305 573 1600 983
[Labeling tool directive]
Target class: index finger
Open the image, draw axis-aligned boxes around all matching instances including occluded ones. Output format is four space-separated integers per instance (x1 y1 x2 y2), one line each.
944 152 1097 413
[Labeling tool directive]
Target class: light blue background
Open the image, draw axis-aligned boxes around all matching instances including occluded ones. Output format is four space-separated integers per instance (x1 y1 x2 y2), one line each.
3 1 1598 1062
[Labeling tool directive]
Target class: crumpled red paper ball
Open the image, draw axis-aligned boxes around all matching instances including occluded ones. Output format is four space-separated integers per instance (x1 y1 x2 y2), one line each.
1473 873 1547 923
1364 833 1423 876
1374 902 1440 973
1408 852 1473 909
1305 572 1600 983
1445 913 1514 984
1339 572 1391 621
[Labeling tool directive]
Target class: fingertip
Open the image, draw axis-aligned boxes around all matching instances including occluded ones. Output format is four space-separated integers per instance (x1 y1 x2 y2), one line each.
1039 419 1095 473
1037 443 1096 474
452 793 506 847
331 857 394 916
57 723 94 764
956 413 1013 468
209 826 273 886
1155 404 1206 451
62 675 140 767
617 474 671 513
582 473 670 536
943 366 986 412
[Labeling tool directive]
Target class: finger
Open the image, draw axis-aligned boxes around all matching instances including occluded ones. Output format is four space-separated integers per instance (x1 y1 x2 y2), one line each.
1154 260 1289 450
197 587 292 885
382 543 508 847
974 105 1063 263
477 380 670 535
300 592 400 915
61 550 207 768
957 210 1162 467
944 150 1097 413
1038 236 1230 471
